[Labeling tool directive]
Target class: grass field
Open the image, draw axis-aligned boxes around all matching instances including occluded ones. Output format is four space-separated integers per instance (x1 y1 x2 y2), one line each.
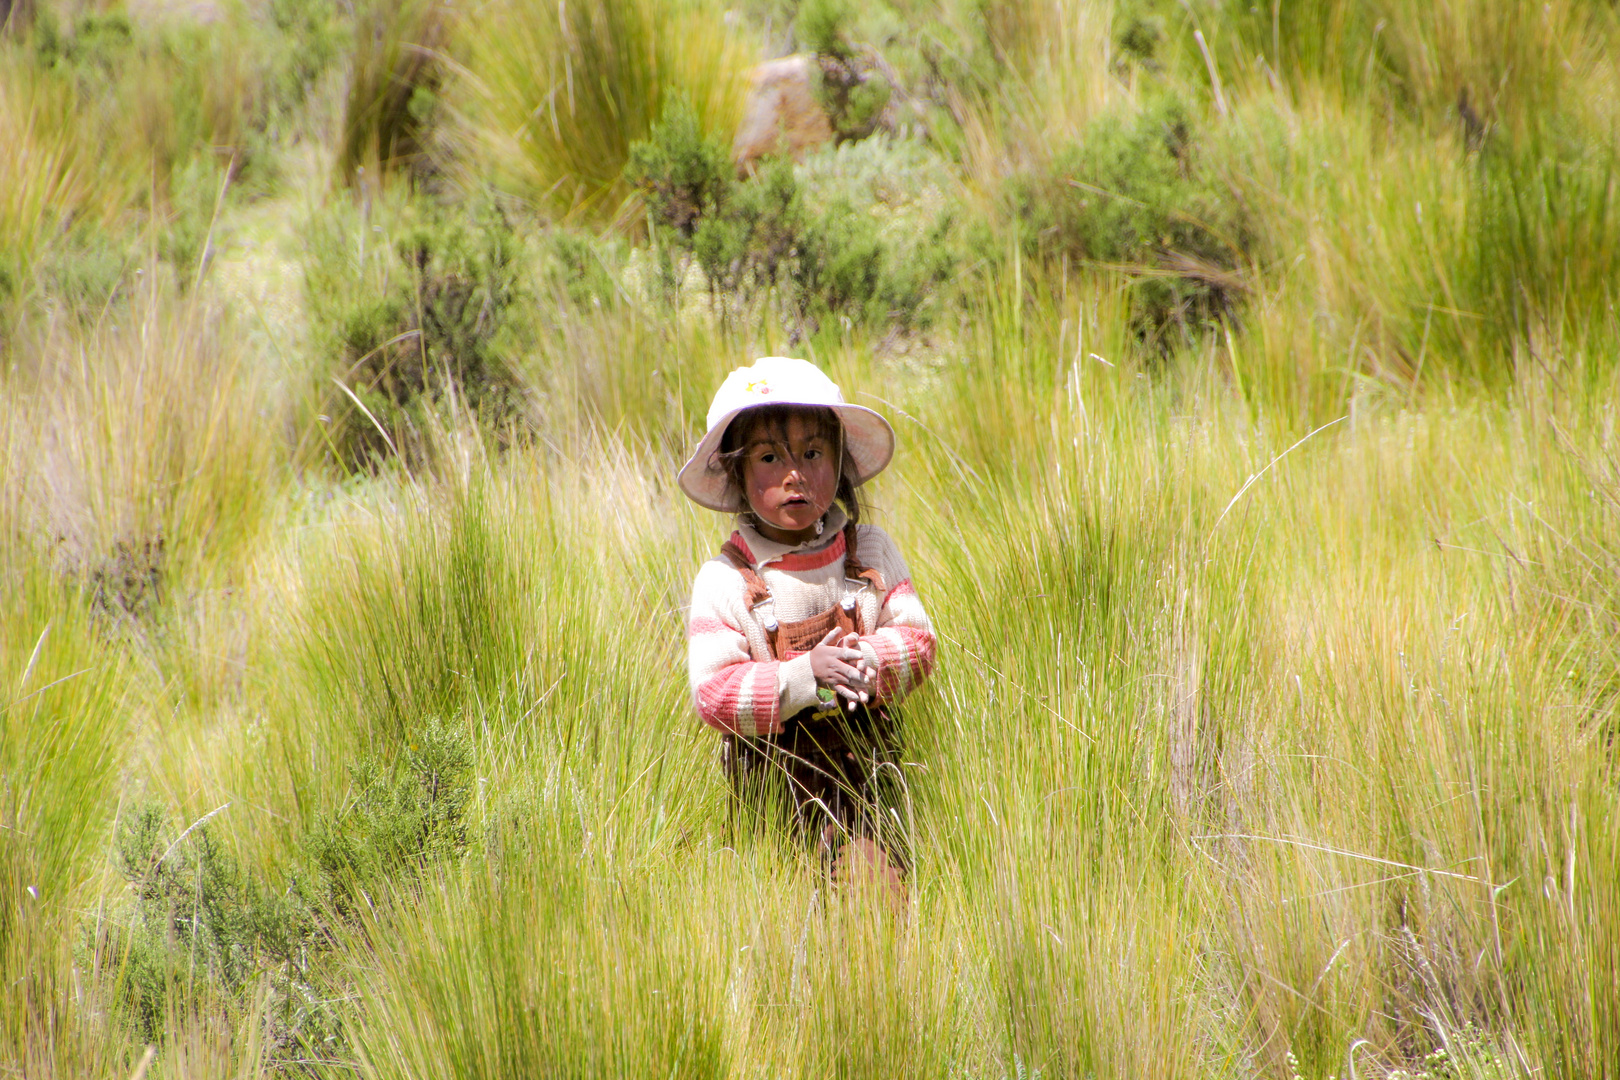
3 0 1619 1077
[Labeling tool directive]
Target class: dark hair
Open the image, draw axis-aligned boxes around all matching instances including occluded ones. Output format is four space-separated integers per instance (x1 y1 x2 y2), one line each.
718 404 863 529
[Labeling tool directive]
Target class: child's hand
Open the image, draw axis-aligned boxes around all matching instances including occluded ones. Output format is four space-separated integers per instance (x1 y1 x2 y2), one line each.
808 629 879 711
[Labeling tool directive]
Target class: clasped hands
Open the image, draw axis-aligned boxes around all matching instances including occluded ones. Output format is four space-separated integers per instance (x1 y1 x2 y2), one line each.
808 628 878 712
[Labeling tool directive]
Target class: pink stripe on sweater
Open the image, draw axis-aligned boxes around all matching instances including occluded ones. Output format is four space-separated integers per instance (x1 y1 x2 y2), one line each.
865 627 936 704
727 530 847 572
687 616 732 638
696 661 781 735
770 533 845 571
697 664 748 732
881 579 916 607
751 664 777 722
901 626 937 675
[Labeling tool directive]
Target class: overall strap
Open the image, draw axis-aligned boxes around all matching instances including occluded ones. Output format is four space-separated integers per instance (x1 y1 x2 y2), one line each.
720 528 883 649
720 540 771 609
841 523 885 636
841 523 886 595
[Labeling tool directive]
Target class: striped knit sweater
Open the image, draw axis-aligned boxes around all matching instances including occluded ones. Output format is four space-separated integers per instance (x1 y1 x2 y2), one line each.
687 508 937 736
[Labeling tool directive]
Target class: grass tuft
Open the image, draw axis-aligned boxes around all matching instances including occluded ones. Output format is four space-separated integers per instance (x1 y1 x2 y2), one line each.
454 0 747 223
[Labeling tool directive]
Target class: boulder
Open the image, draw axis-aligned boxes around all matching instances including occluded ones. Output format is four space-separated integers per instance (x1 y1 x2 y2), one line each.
732 54 834 174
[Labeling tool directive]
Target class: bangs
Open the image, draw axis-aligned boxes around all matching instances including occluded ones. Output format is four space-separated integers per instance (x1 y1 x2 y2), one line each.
720 405 842 453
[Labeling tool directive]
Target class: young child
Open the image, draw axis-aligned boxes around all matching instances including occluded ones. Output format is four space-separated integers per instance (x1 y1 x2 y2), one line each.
680 356 936 888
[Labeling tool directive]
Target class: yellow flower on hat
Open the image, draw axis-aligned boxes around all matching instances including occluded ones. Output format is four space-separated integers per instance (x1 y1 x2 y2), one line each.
745 379 771 395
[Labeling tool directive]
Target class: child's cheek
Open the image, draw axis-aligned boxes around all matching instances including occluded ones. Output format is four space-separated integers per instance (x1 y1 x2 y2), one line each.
744 464 773 507
740 462 761 504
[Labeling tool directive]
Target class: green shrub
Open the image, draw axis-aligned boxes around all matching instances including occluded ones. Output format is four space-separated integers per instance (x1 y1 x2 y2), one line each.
36 233 130 315
536 229 624 309
304 719 475 919
157 156 227 287
1115 9 1166 68
624 98 733 240
690 156 803 295
794 135 970 325
263 0 347 116
108 725 475 1058
302 193 527 472
1009 96 1251 353
798 0 892 143
796 194 883 318
111 803 325 1051
625 114 966 333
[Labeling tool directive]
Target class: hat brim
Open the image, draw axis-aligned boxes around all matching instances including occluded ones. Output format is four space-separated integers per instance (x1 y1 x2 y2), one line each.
677 401 895 512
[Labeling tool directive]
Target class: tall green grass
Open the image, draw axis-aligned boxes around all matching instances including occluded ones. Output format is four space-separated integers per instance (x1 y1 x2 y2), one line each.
6 280 1620 1078
4 0 1620 1077
453 0 748 222
0 53 134 304
338 0 451 186
0 563 135 1076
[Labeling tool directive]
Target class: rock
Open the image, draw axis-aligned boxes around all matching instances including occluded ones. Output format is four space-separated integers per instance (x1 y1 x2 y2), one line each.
732 54 835 175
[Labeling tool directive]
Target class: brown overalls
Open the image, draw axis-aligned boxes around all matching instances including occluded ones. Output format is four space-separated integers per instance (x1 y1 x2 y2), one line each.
719 524 907 868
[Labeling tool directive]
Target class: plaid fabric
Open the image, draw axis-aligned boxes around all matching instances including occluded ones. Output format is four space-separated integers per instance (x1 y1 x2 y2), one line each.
687 518 935 735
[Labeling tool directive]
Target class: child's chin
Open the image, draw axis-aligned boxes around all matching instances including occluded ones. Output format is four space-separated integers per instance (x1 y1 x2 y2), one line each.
764 510 817 532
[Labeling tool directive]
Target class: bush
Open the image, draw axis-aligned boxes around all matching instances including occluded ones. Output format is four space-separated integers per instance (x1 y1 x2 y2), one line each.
111 803 325 1052
536 229 624 309
1009 95 1251 353
302 193 527 472
624 97 733 239
798 0 892 143
304 719 476 919
263 0 347 121
626 106 967 334
689 155 802 295
794 134 970 326
108 723 475 1059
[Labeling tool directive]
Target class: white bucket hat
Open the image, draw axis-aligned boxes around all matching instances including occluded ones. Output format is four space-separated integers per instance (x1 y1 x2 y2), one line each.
678 357 896 512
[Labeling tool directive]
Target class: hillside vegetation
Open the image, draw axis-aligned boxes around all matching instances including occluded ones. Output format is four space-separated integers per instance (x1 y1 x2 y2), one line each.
3 0 1619 1077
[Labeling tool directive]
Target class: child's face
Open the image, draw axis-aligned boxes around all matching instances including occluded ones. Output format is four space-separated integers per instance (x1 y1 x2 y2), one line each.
739 412 839 540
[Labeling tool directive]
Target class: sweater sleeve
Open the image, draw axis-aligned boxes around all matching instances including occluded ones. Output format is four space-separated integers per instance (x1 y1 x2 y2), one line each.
687 559 807 736
852 527 938 706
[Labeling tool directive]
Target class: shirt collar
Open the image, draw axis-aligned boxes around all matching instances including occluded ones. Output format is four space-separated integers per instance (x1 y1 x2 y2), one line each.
732 505 849 568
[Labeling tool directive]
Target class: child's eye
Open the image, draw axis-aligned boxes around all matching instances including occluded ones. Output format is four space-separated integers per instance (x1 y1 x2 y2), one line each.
804 448 821 460
759 452 777 464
